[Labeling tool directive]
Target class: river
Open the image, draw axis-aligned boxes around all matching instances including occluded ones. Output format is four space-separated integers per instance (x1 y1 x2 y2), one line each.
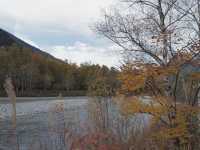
0 97 147 150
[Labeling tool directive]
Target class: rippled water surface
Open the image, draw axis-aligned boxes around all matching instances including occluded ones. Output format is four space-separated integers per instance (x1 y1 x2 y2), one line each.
0 97 147 150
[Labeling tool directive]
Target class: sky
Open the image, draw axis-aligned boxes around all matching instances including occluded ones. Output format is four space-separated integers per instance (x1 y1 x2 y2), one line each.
0 0 122 67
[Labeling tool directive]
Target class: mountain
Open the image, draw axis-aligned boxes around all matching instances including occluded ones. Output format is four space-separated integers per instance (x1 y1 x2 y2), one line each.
0 28 55 59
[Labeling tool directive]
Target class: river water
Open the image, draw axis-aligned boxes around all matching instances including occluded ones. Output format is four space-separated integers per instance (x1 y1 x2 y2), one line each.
0 97 147 150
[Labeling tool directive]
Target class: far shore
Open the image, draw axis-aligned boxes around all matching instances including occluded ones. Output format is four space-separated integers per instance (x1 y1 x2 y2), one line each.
0 96 88 103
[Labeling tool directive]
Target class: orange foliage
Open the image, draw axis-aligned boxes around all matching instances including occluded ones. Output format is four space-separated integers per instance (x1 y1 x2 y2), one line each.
117 45 200 148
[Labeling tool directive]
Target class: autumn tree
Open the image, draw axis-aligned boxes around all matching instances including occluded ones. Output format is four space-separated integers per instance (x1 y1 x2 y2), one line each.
94 0 200 149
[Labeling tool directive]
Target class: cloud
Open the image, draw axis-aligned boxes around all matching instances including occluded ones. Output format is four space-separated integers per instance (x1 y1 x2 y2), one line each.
46 41 122 67
0 0 116 37
0 0 118 46
0 0 122 66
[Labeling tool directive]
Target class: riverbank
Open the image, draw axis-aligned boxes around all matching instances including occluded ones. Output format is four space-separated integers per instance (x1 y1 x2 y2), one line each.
0 90 87 97
0 96 88 103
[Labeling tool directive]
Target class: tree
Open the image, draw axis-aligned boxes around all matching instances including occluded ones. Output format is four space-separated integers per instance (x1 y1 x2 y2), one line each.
88 66 120 97
178 0 200 41
94 0 200 149
118 49 200 149
94 0 194 66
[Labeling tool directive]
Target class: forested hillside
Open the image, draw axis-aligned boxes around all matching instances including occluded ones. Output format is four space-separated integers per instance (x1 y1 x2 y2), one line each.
0 29 120 97
0 44 119 96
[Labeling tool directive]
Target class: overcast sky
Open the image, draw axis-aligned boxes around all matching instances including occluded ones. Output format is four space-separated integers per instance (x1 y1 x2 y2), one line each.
0 0 122 67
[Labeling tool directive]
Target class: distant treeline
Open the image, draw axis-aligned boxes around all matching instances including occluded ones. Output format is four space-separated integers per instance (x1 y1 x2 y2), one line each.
0 44 120 97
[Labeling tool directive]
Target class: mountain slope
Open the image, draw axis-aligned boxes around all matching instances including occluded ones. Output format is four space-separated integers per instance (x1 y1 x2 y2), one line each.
0 28 55 59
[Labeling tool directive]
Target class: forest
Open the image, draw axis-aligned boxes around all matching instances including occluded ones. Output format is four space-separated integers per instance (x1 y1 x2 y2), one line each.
0 44 120 96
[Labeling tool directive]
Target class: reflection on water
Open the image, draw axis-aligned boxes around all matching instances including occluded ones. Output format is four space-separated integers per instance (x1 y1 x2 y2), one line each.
0 97 147 150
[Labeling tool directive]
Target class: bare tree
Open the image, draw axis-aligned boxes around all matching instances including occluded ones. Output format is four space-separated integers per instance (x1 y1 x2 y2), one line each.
176 0 200 41
94 0 194 66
